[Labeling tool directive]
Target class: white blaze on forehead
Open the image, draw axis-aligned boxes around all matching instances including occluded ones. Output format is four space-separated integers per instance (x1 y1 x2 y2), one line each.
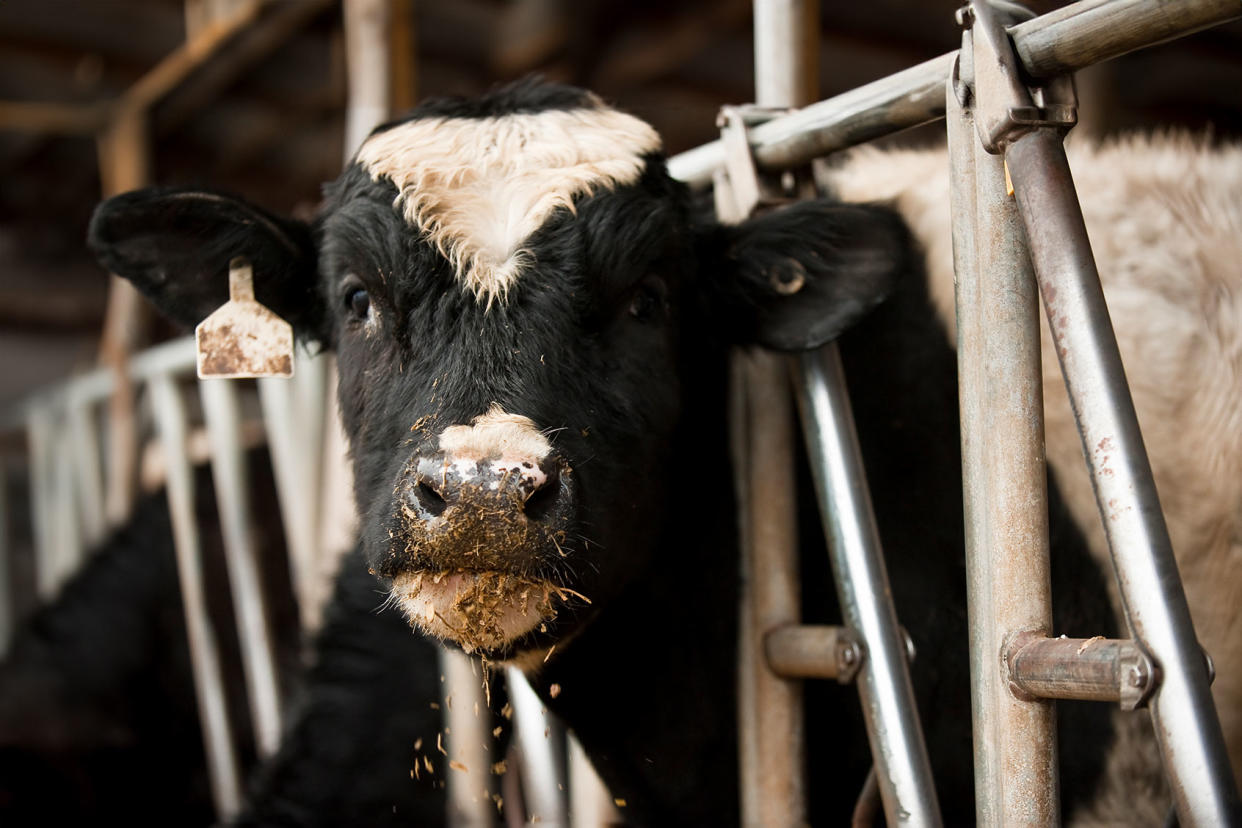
354 106 662 304
438 404 552 464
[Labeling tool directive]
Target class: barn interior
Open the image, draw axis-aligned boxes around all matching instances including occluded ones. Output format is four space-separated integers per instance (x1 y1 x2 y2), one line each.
1 0 1241 822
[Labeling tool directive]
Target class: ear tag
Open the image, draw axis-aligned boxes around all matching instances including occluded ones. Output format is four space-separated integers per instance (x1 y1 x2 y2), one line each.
196 257 294 379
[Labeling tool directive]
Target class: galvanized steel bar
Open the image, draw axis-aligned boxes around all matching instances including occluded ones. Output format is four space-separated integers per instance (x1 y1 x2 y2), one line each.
65 393 106 549
668 0 1242 186
442 649 494 828
199 377 284 758
51 415 84 591
0 453 9 654
258 352 327 630
26 402 60 598
148 373 243 819
1005 126 1242 825
795 348 942 827
506 666 568 826
569 731 617 826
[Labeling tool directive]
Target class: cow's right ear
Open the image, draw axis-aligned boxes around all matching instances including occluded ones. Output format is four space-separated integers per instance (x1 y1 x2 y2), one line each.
88 187 326 341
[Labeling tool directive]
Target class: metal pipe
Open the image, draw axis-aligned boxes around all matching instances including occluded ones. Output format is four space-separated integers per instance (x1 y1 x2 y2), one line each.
258 351 327 630
569 731 617 827
1 336 197 431
669 0 1242 186
442 649 494 828
0 451 9 655
26 403 58 599
51 414 84 594
1007 635 1154 708
1005 126 1242 825
506 666 567 826
950 44 1060 826
148 373 243 819
199 378 284 758
795 347 942 827
65 393 106 549
735 1 816 824
764 624 861 682
737 350 804 826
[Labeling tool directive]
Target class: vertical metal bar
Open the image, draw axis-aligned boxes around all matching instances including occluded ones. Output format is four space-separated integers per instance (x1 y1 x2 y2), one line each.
0 451 11 655
794 349 942 827
441 648 494 827
51 413 84 588
258 353 325 631
948 75 1059 826
737 349 804 826
568 731 616 826
1005 127 1242 825
736 2 814 823
199 378 284 758
65 393 107 549
506 666 567 826
148 373 243 820
26 402 58 599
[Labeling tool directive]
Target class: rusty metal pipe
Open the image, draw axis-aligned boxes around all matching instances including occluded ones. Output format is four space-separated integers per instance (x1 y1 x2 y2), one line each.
948 62 1059 826
764 624 862 682
1006 635 1155 708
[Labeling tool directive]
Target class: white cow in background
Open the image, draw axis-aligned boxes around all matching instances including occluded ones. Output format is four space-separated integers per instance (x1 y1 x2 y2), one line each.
825 133 1242 823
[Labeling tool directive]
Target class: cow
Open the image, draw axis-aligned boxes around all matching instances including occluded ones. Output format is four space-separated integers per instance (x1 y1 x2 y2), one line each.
822 134 1242 818
87 79 1155 824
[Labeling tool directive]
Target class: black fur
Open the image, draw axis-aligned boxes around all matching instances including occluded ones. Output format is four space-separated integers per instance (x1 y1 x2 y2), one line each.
232 550 449 827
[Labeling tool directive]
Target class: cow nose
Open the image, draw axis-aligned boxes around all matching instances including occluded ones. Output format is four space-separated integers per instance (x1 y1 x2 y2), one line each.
409 451 571 524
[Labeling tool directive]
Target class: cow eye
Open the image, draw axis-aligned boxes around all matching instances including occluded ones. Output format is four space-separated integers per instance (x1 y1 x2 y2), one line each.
627 276 667 323
345 286 371 320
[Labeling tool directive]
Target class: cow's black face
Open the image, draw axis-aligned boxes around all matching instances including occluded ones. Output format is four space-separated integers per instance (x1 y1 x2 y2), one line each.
87 79 913 669
317 114 694 659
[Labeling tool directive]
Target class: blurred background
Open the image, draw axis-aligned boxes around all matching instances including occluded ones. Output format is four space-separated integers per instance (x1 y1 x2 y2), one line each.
1 0 1240 407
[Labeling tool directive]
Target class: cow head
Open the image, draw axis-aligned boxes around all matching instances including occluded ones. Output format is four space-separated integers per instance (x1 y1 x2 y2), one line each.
88 80 912 665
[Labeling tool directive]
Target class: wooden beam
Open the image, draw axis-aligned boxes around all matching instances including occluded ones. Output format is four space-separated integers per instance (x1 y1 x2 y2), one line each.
118 0 265 114
158 0 337 134
0 100 107 135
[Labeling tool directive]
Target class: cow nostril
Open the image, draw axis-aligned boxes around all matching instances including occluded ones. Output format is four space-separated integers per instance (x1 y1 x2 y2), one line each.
414 481 448 517
524 477 562 522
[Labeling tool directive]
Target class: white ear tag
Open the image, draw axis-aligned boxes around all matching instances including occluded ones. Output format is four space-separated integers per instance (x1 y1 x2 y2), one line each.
195 257 295 379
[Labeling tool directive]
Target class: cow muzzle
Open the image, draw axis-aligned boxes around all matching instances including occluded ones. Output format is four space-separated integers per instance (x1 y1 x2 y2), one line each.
385 409 584 656
407 449 573 532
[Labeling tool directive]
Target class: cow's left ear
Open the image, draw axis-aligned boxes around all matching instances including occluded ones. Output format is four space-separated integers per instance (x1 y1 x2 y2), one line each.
699 200 913 351
88 187 326 341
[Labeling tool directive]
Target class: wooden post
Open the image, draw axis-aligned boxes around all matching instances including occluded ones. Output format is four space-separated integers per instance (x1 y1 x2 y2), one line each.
96 105 152 526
